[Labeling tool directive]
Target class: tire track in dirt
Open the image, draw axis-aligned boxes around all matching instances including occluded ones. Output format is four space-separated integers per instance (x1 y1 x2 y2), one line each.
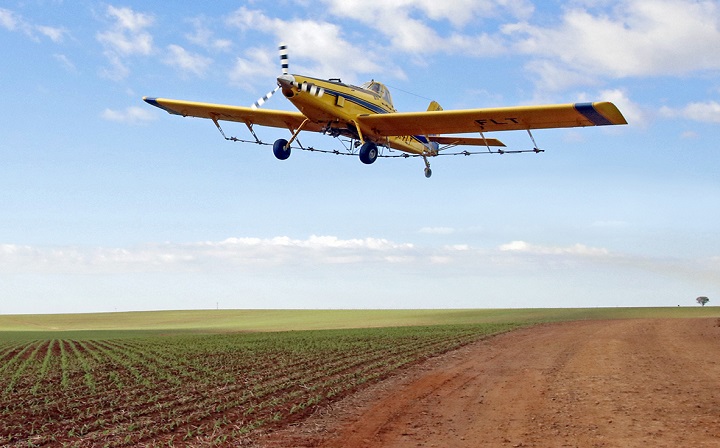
258 318 720 447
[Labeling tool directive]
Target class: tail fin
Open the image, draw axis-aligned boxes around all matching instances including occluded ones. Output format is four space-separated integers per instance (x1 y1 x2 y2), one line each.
424 102 443 153
427 101 443 112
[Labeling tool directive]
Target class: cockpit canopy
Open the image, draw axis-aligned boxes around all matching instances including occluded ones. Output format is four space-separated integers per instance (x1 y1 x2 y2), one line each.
361 81 393 106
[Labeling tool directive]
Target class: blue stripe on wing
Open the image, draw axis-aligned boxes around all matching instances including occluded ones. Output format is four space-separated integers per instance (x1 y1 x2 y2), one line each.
143 97 182 116
574 103 613 126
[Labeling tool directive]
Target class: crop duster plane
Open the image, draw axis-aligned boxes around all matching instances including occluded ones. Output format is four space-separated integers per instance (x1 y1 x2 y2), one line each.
144 44 627 178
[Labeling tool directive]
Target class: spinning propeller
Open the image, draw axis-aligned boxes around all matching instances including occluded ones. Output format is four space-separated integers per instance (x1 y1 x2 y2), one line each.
250 43 324 110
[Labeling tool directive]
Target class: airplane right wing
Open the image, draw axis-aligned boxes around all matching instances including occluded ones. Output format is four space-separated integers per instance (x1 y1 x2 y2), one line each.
357 102 627 137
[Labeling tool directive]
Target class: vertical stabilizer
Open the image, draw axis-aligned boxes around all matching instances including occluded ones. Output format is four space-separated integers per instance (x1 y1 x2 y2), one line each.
427 101 443 112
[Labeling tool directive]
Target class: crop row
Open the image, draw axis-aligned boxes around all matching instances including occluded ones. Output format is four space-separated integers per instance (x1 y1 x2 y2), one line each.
0 323 519 446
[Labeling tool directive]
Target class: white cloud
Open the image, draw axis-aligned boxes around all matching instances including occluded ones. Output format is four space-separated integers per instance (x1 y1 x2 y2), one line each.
102 106 156 124
225 7 391 84
36 25 67 42
96 6 154 79
595 88 644 126
660 101 720 123
185 17 232 51
319 0 527 56
99 51 129 81
0 7 67 42
0 8 19 30
322 0 532 32
163 44 213 77
0 236 419 274
680 101 720 124
506 0 720 90
53 54 77 72
0 236 625 277
97 6 154 56
499 240 609 257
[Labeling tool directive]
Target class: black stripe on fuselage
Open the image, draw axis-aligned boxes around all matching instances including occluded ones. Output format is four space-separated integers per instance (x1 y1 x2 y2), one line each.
318 86 428 145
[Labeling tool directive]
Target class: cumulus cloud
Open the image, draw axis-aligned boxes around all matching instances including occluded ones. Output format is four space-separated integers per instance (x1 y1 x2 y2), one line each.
506 0 720 90
163 44 213 77
97 6 154 56
319 0 530 57
96 6 154 80
226 7 391 85
660 101 720 124
185 17 232 51
596 89 644 125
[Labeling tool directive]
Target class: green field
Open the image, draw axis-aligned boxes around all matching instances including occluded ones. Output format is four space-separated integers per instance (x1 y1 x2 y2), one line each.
1 307 717 446
2 306 717 335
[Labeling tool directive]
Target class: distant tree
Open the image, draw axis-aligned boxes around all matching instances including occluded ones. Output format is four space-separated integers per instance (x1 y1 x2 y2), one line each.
696 296 710 306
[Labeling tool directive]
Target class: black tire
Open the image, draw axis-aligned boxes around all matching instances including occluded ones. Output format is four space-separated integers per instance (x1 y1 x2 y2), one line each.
273 139 291 160
359 142 378 165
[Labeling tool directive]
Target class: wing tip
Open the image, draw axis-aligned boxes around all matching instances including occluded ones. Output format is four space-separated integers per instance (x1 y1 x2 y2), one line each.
142 97 181 116
575 102 628 126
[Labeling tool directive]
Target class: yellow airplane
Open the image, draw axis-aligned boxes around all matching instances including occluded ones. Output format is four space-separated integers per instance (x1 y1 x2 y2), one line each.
144 44 627 178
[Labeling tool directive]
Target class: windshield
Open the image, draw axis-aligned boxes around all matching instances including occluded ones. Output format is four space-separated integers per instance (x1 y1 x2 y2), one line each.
361 81 393 105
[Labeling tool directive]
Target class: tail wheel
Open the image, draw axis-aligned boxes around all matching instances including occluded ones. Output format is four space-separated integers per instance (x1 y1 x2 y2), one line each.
359 142 378 165
273 139 291 160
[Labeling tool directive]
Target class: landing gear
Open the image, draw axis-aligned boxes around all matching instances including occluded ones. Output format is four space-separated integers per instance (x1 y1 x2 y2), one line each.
422 155 432 178
273 138 291 160
359 142 378 165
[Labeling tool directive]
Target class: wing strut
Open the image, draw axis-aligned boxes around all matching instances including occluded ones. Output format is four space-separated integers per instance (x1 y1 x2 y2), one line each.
211 116 264 144
212 117 237 142
527 129 541 152
479 130 494 154
244 121 263 144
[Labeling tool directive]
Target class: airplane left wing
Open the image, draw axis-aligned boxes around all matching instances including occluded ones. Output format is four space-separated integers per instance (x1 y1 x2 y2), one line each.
357 102 627 136
143 97 324 132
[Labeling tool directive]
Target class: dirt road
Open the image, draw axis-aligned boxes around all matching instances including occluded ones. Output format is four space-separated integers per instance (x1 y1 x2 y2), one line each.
259 318 720 447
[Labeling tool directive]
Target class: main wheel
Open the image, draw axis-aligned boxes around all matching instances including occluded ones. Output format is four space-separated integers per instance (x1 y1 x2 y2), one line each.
359 142 378 165
273 139 291 160
424 167 432 178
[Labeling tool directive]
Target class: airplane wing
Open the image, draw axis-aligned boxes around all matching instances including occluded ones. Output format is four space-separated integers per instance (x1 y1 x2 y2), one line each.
357 102 627 136
143 97 324 132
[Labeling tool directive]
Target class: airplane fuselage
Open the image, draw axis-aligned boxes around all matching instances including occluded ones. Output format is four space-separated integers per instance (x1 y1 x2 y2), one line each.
278 75 436 157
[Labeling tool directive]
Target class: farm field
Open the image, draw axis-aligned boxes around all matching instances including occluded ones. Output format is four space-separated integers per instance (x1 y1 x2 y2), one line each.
0 307 716 446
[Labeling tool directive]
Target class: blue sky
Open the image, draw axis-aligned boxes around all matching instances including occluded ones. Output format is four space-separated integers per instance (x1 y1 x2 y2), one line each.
1 0 719 314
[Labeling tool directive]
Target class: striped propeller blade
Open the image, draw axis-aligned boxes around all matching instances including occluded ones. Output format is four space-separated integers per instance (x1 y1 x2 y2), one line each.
279 43 289 75
251 86 280 109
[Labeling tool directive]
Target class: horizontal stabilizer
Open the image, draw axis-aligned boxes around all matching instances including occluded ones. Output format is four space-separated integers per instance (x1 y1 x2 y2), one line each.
429 136 506 147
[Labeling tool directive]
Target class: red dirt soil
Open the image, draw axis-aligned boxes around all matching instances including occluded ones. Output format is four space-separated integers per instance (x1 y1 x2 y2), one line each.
256 318 720 447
